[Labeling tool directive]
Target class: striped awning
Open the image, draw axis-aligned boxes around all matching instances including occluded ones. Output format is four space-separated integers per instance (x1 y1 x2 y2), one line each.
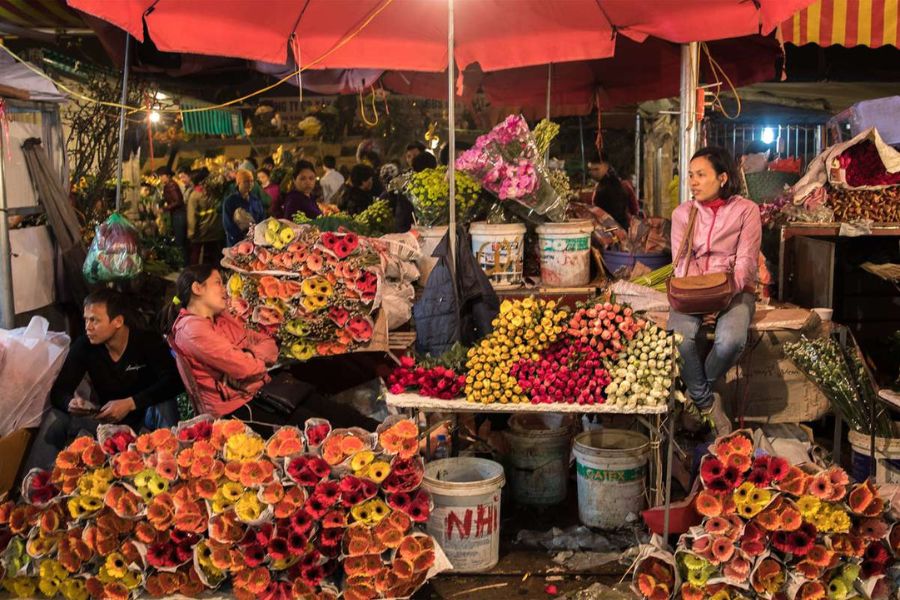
781 0 898 47
0 0 84 29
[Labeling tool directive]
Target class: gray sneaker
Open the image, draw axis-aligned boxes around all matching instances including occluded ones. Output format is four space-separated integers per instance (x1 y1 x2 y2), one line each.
701 393 732 436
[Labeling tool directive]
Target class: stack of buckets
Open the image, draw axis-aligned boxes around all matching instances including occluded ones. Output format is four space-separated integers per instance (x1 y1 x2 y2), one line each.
423 421 651 572
470 219 594 289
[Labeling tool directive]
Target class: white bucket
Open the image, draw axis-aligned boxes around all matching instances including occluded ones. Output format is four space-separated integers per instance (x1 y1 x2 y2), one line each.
470 222 526 289
849 428 900 484
503 414 573 505
573 429 649 529
536 220 594 287
415 225 448 286
423 457 506 572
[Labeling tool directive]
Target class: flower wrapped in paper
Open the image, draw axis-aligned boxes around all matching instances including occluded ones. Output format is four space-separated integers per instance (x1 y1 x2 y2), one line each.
456 114 567 221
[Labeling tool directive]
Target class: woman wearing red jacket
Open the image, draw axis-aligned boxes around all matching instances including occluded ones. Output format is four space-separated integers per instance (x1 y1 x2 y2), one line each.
161 265 379 431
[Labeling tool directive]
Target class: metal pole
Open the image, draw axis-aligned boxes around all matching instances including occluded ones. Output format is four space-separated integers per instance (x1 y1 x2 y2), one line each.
0 130 13 328
578 116 586 187
114 34 131 212
545 63 552 120
678 42 699 205
544 63 552 162
633 113 642 201
447 0 456 268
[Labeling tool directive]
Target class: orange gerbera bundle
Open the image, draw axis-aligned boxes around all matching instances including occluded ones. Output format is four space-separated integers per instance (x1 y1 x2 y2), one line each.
271 484 306 519
232 566 270 597
237 460 275 488
322 431 370 465
104 484 144 519
378 419 419 459
147 450 178 482
111 449 145 478
848 479 885 516
710 432 753 467
146 493 176 531
178 444 223 480
265 426 304 459
135 429 179 456
776 465 810 497
374 509 412 549
396 533 437 573
344 523 386 557
208 510 245 544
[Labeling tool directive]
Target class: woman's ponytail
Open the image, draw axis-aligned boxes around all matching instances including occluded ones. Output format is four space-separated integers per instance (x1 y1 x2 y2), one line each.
159 263 218 335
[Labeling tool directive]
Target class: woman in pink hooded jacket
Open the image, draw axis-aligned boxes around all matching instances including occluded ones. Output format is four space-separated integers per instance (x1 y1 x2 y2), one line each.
669 147 761 435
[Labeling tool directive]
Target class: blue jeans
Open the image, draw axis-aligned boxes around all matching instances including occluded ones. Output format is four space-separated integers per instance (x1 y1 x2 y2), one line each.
23 399 180 472
668 292 755 409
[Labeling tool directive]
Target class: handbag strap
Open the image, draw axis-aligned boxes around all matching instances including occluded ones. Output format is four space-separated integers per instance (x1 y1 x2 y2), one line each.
673 204 698 272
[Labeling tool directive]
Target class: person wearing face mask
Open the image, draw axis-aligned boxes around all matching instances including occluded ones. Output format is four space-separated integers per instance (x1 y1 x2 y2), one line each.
222 169 266 247
163 265 377 430
668 147 762 435
279 160 322 221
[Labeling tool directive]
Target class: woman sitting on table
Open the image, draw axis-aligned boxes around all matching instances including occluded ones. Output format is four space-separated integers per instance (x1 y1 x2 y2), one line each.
668 147 761 436
161 264 377 430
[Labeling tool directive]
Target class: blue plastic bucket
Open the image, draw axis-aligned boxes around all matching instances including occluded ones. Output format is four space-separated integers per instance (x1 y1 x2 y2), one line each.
601 250 670 276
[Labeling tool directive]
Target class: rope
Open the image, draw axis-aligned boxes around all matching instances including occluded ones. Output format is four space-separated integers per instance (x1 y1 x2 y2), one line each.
700 42 742 120
358 87 379 127
0 0 396 114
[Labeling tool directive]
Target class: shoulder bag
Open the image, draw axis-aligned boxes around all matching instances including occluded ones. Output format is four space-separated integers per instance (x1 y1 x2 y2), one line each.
666 204 735 315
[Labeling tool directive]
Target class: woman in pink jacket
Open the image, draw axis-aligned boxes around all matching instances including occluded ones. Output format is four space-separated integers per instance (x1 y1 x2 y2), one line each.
162 265 380 431
162 264 285 426
669 147 761 435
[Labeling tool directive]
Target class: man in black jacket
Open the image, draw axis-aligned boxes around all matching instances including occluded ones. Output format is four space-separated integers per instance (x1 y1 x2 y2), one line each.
24 290 183 470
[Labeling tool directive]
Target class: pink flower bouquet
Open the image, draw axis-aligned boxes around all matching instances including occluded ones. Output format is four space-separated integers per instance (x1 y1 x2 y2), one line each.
456 114 566 220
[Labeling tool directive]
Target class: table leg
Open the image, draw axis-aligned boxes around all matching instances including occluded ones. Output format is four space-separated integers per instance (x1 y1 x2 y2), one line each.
663 403 675 540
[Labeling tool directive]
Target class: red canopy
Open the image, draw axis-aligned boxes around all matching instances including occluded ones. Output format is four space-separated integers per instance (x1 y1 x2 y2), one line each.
67 0 813 71
381 35 781 116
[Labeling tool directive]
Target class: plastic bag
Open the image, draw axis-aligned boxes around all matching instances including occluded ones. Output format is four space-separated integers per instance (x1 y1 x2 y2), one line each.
0 316 70 437
82 213 143 283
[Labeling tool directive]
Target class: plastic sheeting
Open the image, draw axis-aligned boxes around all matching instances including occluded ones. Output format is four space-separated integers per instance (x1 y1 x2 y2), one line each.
0 316 69 437
0 53 65 103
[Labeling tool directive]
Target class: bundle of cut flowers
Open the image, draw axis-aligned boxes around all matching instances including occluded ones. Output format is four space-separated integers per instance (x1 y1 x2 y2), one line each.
455 114 567 221
223 218 388 361
0 416 445 600
460 297 675 407
403 166 483 227
837 140 900 188
633 430 898 600
784 336 891 437
387 356 466 400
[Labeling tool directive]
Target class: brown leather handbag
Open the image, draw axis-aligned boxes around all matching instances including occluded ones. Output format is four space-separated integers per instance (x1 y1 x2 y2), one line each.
667 205 735 314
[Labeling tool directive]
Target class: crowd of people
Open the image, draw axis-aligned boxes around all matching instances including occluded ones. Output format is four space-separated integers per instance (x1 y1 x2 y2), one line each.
152 141 444 268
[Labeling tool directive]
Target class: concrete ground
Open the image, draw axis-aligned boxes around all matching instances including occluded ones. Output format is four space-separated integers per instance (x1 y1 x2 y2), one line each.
412 490 645 599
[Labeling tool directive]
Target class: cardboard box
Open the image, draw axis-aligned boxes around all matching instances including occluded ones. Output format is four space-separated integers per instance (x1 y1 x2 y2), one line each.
717 326 831 424
0 428 32 495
